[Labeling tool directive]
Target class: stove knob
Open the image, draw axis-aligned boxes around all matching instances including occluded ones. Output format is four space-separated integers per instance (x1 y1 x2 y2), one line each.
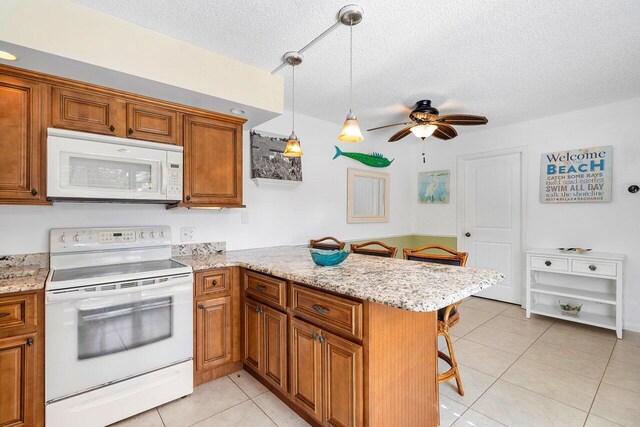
73 234 80 242
149 231 155 238
59 234 67 243
140 231 146 239
159 230 166 238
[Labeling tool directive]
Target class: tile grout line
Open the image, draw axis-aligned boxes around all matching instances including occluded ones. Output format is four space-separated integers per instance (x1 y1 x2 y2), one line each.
156 407 167 427
582 338 618 426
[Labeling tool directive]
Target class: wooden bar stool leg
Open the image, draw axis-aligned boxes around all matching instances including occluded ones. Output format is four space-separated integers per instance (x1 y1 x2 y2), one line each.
437 330 464 396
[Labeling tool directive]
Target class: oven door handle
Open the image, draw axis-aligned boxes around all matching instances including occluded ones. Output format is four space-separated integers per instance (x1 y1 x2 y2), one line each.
46 278 192 304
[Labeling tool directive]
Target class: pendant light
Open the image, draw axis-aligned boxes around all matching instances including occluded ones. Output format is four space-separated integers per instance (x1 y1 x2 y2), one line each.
338 8 364 143
283 52 303 157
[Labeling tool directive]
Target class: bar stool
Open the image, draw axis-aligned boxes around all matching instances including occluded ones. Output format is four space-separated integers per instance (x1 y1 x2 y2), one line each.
403 245 468 396
309 236 346 250
350 240 398 258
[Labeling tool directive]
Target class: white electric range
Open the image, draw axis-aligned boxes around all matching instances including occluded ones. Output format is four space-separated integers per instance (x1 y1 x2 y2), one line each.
45 226 193 427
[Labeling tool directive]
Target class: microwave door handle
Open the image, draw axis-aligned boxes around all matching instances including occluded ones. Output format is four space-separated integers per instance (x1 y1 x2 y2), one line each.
161 161 167 195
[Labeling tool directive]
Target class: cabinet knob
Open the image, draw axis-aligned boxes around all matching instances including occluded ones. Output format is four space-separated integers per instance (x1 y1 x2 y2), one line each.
186 195 191 201
255 306 263 314
197 305 204 310
318 334 325 344
212 280 218 286
31 188 38 196
128 128 134 135
589 264 597 271
465 232 471 237
310 332 319 340
545 260 552 266
26 338 34 346
109 125 115 132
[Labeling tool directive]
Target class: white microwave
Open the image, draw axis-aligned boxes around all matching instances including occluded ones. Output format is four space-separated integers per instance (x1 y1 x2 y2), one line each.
47 128 183 202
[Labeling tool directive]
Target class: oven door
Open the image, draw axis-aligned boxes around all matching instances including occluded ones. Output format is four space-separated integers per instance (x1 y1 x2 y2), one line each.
45 276 193 402
47 134 168 201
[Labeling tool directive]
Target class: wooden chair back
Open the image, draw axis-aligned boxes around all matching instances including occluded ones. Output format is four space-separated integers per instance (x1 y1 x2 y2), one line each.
403 245 468 267
309 236 346 251
350 241 398 258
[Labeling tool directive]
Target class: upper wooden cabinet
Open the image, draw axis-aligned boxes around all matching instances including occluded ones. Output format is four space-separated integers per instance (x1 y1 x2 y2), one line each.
126 102 181 145
183 114 243 207
0 74 47 205
51 86 126 137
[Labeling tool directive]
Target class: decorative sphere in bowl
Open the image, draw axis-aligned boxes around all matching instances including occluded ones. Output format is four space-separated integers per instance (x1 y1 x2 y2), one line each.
309 249 350 266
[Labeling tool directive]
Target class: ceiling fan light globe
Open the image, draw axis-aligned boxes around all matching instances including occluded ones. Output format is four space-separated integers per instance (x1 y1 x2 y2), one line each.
410 124 438 139
283 132 303 157
338 116 364 143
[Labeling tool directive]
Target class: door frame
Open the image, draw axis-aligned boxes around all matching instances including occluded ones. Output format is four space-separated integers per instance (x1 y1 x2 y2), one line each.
456 146 528 306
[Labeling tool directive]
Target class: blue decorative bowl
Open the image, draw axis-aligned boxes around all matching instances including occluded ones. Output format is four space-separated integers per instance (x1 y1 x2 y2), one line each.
309 249 350 266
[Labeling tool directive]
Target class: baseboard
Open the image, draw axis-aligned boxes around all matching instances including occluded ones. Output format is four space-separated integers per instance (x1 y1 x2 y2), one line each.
623 322 640 334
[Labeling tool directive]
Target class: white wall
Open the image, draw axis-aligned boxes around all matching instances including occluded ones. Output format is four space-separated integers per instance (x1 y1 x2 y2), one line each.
411 97 640 331
0 111 412 255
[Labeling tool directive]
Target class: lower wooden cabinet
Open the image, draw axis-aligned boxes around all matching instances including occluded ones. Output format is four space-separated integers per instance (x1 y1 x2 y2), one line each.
290 317 363 427
243 297 287 393
196 296 233 371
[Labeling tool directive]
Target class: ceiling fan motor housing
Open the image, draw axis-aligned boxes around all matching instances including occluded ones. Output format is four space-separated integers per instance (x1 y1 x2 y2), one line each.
410 100 440 122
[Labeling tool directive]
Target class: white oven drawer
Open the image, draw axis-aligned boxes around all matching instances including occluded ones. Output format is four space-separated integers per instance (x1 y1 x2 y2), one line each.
571 260 617 277
530 256 568 272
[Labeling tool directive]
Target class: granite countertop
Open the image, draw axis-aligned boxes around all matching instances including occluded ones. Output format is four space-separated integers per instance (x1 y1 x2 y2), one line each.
0 265 48 294
175 246 504 312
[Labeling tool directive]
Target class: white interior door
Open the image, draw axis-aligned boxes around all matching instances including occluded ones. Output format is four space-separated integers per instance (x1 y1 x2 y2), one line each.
459 151 523 304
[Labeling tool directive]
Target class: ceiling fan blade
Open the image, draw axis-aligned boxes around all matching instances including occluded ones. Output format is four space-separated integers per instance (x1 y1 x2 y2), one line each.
367 122 412 132
432 123 458 140
388 125 415 142
435 114 488 126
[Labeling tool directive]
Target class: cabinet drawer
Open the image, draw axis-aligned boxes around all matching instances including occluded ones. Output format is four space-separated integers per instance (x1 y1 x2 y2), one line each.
571 260 617 277
0 292 38 335
530 256 568 272
291 284 363 341
196 269 230 298
244 271 287 311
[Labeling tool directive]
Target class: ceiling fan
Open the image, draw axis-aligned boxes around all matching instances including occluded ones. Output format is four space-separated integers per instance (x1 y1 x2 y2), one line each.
367 100 488 142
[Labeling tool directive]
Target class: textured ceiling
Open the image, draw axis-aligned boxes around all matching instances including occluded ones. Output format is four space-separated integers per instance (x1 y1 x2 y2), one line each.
70 0 640 133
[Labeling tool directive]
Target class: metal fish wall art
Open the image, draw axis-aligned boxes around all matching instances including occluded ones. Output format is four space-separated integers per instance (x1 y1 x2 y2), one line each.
332 146 394 168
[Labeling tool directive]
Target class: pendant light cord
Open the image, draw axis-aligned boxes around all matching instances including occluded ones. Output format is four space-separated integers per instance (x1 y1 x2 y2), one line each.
349 21 353 114
292 65 295 132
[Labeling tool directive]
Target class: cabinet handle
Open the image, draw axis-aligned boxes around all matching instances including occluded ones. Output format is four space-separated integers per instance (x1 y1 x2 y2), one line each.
128 128 134 135
31 188 38 196
312 304 329 315
255 285 268 292
255 306 264 314
310 332 319 340
0 313 9 318
545 260 552 267
589 264 597 271
318 334 325 344
26 338 34 346
197 305 205 309
109 125 115 132
186 195 191 201
465 232 471 237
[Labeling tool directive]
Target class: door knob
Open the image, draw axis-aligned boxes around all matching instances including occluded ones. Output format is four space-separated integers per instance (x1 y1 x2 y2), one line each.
465 232 471 237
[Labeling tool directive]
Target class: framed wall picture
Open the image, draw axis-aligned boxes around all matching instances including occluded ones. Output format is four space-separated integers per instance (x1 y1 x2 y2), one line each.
347 168 390 223
250 130 302 183
540 146 612 203
418 170 450 204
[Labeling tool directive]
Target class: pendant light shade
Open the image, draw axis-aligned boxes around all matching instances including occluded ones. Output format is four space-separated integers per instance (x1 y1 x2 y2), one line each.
410 124 438 140
338 112 364 142
337 19 363 143
284 131 303 157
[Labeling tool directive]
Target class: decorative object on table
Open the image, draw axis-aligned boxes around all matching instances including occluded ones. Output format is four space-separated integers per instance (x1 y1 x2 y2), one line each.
558 301 583 317
250 130 302 183
347 168 390 223
366 99 488 143
419 170 450 204
309 248 350 266
557 247 591 254
540 145 612 203
333 146 393 168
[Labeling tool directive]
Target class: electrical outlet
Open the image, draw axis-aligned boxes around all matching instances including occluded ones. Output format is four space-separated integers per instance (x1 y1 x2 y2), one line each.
181 227 196 242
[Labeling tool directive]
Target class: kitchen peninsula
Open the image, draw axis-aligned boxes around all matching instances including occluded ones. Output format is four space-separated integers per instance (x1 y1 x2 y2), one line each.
175 245 504 427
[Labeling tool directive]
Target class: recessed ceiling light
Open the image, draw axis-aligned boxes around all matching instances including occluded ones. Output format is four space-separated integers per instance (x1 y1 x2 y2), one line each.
0 51 18 61
230 108 245 115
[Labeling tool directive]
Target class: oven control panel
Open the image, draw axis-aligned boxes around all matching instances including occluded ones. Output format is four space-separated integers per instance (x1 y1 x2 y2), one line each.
50 226 172 253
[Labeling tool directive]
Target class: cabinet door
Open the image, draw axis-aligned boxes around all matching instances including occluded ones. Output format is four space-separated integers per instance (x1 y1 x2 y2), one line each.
322 331 363 427
0 334 36 427
290 318 323 422
183 114 243 206
126 102 180 145
51 86 125 136
196 297 232 372
262 305 287 393
0 74 44 203
243 298 263 372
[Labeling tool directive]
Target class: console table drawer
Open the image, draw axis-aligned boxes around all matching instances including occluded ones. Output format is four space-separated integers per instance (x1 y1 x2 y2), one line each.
530 256 568 272
572 260 617 277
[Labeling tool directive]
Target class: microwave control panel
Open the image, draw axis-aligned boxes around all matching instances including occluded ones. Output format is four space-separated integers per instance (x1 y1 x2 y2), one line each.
166 151 183 201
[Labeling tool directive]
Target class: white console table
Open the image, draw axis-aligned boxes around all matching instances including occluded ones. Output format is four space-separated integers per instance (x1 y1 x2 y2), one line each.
526 248 624 338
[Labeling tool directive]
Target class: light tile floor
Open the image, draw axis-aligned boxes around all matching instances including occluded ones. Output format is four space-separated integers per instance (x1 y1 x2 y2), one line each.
112 297 640 427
